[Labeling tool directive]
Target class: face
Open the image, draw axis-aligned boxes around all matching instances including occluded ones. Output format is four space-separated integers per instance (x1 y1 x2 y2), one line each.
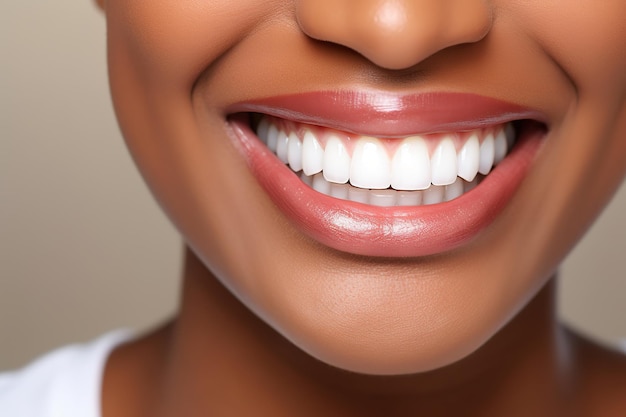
101 0 626 374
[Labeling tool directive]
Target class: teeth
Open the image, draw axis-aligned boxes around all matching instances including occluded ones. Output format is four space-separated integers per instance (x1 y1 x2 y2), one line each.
302 130 324 176
300 173 478 207
329 182 349 200
493 128 508 164
422 185 446 205
430 137 458 186
350 137 392 189
444 178 464 202
287 132 303 172
323 135 351 183
276 130 289 163
369 189 397 207
312 172 331 195
457 133 480 182
301 172 484 207
390 136 431 191
266 123 279 152
257 117 270 143
348 186 370 204
256 117 517 206
478 133 495 175
397 191 423 206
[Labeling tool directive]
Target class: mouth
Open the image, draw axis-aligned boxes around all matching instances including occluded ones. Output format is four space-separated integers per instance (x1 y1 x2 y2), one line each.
227 92 547 258
251 114 516 206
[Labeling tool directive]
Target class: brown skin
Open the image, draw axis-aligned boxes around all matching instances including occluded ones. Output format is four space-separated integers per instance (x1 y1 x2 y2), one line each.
103 256 626 417
95 0 626 415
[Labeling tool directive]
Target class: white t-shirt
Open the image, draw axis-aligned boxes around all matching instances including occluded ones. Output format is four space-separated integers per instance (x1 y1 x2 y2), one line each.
0 330 132 417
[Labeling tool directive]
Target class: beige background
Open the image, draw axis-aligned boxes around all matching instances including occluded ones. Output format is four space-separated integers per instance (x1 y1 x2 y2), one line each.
1 2 625 370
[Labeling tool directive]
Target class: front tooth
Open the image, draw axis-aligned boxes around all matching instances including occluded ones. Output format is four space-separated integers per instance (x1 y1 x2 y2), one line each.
350 137 392 189
267 123 279 152
323 135 351 184
431 138 458 186
478 133 495 175
390 136 431 191
302 130 324 176
287 132 303 172
457 134 480 182
276 130 289 163
493 129 508 164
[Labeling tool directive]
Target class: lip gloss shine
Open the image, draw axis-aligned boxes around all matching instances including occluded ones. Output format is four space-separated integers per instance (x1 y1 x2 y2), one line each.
228 92 544 258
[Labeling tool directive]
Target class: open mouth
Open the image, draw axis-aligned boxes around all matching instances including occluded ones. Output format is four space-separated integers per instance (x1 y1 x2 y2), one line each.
227 92 547 257
250 114 521 207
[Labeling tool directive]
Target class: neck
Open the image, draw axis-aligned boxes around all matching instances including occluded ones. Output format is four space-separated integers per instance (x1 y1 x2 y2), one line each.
153 248 575 417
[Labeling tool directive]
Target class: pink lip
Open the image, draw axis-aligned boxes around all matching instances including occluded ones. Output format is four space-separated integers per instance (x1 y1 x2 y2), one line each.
227 91 546 137
227 92 544 258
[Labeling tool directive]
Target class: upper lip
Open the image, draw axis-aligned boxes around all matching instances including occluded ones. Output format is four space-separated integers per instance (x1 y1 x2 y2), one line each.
227 90 547 137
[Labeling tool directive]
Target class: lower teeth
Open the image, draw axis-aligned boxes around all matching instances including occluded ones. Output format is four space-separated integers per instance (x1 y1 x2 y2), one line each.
300 172 481 207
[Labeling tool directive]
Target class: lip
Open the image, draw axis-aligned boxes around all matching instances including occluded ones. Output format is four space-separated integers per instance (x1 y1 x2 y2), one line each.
227 91 547 137
227 92 545 258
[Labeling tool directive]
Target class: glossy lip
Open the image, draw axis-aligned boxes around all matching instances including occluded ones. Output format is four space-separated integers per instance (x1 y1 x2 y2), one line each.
227 91 547 137
226 92 545 258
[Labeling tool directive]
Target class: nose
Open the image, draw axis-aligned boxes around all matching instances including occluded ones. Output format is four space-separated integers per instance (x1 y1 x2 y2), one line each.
296 0 493 70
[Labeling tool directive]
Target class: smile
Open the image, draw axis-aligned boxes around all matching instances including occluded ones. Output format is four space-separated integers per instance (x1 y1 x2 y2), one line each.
228 92 546 257
254 115 515 207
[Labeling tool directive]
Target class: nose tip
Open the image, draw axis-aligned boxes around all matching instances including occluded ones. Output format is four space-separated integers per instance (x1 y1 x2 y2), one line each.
296 0 493 70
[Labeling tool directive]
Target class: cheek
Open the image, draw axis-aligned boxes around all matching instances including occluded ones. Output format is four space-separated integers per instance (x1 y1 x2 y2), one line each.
504 1 626 94
105 0 275 92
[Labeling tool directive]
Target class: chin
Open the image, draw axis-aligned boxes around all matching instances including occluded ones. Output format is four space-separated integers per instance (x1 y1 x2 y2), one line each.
278 309 497 375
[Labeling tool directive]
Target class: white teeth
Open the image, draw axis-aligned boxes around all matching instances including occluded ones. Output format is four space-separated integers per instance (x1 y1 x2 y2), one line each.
301 172 481 207
323 135 351 184
369 189 397 207
390 136 431 191
256 117 518 206
457 134 480 182
478 133 495 175
431 138 458 186
493 129 508 164
422 185 445 205
465 177 478 192
287 132 303 172
444 178 464 202
266 123 279 152
350 137 392 189
300 172 313 187
276 130 289 163
312 173 331 194
348 186 370 204
397 191 422 206
329 182 349 200
302 130 324 176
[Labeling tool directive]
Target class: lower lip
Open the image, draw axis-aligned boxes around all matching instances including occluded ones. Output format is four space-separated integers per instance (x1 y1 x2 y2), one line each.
229 117 542 258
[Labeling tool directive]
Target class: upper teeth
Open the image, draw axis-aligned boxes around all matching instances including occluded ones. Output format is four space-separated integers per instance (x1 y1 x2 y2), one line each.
256 116 515 191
